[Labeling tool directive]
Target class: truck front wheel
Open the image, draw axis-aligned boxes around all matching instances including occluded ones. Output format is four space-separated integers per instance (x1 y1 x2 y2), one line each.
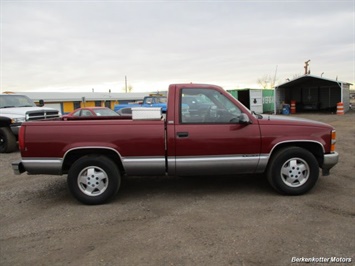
0 127 17 153
67 155 121 205
267 147 319 195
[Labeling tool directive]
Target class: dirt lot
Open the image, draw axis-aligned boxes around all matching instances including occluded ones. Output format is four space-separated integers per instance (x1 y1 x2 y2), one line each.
1 112 354 266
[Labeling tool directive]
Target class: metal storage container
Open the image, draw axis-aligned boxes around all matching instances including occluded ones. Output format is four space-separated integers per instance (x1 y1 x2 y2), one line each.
132 107 162 120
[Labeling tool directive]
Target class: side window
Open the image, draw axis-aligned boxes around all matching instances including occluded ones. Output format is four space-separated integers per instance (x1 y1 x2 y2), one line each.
81 110 93 116
72 110 81 116
145 98 153 104
180 88 242 124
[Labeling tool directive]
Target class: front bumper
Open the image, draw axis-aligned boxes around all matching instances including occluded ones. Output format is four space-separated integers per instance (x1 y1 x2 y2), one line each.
10 124 21 136
322 152 339 176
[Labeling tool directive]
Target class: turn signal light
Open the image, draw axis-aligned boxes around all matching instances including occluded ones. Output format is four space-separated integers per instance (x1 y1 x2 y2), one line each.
330 130 336 153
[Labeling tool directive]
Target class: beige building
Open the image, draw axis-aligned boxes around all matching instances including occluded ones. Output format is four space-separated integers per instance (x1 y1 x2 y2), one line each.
13 91 156 114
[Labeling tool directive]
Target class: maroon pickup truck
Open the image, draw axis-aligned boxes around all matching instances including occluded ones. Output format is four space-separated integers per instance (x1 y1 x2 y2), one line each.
12 84 339 205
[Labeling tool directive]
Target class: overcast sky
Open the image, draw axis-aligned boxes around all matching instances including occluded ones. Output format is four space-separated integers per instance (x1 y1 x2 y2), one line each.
1 0 354 93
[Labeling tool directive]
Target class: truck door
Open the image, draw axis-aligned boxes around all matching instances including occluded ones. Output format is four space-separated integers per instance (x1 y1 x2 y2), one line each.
172 87 261 176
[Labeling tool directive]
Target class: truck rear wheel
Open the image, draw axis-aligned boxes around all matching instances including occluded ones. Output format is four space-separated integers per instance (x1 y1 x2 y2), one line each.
0 127 17 153
67 155 121 205
267 147 319 195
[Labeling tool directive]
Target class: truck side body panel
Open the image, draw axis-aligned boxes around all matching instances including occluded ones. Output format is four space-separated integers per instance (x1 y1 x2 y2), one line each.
21 119 166 176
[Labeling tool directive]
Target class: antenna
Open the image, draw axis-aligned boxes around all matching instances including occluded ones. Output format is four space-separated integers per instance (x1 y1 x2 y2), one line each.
125 76 128 93
273 65 278 87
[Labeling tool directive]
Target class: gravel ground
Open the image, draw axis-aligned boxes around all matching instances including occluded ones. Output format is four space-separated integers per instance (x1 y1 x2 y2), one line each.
0 112 354 266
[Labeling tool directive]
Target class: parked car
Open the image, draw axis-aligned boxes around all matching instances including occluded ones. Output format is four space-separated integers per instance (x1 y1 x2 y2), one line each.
63 107 118 119
182 95 211 116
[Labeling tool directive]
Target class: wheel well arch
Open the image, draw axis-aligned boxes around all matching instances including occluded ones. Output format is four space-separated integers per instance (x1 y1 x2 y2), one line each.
270 141 324 167
62 147 125 174
0 117 11 127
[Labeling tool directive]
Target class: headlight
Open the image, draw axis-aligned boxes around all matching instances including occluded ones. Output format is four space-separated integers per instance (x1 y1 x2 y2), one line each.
11 117 26 124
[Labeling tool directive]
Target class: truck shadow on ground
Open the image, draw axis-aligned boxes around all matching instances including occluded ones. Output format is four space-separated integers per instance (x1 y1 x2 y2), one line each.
117 174 272 200
16 174 272 206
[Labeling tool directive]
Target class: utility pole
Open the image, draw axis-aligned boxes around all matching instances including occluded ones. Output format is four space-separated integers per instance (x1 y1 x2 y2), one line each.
125 76 128 93
304 60 310 75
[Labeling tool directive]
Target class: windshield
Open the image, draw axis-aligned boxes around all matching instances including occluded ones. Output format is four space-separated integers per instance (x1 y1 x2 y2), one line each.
0 95 36 108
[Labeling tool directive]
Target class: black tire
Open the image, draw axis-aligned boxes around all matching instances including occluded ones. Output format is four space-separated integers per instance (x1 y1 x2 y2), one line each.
267 147 319 195
67 155 121 205
0 127 17 153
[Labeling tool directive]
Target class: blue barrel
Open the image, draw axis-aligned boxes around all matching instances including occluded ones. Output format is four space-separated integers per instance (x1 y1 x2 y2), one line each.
282 104 290 115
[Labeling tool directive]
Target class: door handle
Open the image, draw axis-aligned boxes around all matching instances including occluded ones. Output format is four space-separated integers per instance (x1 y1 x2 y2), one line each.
177 132 189 138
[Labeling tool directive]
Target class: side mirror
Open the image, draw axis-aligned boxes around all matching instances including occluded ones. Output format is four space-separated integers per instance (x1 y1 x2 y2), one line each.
239 113 252 124
38 99 44 107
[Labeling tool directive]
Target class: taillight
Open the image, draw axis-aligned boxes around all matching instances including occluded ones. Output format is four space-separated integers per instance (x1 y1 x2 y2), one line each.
18 125 26 151
330 130 336 153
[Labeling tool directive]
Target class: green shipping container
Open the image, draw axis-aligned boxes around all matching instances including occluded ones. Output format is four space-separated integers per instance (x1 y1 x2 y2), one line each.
262 89 274 113
227 90 238 99
228 89 274 113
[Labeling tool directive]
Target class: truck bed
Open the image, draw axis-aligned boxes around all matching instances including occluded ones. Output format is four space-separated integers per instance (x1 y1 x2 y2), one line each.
21 119 166 159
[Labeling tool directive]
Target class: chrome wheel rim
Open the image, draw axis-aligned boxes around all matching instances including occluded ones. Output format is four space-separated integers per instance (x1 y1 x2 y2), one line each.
280 158 309 187
77 166 109 196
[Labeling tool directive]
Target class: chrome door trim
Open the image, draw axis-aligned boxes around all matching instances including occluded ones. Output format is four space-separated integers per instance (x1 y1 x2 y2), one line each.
168 154 265 176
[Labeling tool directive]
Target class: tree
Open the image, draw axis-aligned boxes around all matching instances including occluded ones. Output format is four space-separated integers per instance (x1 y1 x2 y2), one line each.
257 75 277 89
122 85 133 93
